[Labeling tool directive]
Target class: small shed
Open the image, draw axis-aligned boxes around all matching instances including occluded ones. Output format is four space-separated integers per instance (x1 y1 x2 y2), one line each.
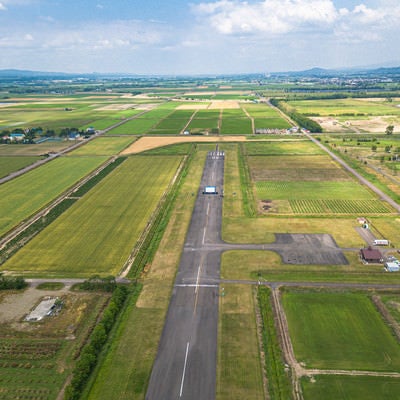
360 247 383 264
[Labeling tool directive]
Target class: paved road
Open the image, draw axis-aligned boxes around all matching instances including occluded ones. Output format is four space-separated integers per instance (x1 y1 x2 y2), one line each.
146 149 225 400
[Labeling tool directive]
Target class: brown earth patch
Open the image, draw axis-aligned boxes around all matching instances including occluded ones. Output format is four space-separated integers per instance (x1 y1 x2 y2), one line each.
121 135 247 154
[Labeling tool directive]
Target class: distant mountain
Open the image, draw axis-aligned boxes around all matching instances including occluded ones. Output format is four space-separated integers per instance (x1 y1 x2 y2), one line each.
0 69 76 78
271 65 400 78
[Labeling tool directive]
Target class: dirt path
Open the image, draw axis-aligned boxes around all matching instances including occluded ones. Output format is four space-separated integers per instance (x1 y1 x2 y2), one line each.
180 110 198 134
271 287 303 400
242 106 255 134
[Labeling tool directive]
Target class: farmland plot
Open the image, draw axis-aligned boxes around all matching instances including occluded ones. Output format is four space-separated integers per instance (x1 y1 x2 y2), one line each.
3 156 182 277
68 136 136 156
0 156 42 178
282 291 400 371
0 156 108 236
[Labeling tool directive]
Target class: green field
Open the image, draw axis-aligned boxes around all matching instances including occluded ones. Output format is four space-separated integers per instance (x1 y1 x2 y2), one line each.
0 156 107 236
3 156 182 277
0 156 41 178
301 375 400 400
217 285 264 399
283 291 400 371
68 137 136 156
220 118 252 135
105 117 158 135
244 141 324 155
254 117 291 130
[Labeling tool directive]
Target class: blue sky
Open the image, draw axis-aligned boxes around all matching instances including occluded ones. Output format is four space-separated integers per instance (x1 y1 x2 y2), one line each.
0 0 399 74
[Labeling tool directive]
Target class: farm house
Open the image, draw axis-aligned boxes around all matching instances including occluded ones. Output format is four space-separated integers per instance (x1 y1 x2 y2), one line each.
360 248 383 264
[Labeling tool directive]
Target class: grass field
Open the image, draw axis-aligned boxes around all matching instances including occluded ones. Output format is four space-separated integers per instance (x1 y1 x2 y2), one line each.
0 156 108 237
282 291 400 371
244 141 324 155
254 117 291 130
0 156 41 178
217 284 264 400
301 375 400 400
68 137 136 156
220 118 253 135
3 156 182 277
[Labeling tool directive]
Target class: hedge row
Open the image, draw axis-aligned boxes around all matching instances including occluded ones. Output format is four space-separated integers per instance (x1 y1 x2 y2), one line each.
0 273 27 290
64 285 133 400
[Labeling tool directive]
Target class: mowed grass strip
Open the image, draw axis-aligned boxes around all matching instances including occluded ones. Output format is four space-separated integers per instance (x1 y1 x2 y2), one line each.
3 156 181 277
68 137 136 156
0 156 41 178
217 284 264 400
0 156 108 236
301 375 400 400
282 291 400 371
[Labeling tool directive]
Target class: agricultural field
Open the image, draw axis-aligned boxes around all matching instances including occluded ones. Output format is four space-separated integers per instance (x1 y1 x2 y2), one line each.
148 109 194 134
84 148 207 399
0 156 42 178
0 94 158 135
0 156 108 236
0 141 72 156
301 375 400 400
220 117 252 135
0 286 109 400
3 156 182 277
242 141 395 215
287 98 400 133
282 290 400 371
242 103 291 130
68 136 136 156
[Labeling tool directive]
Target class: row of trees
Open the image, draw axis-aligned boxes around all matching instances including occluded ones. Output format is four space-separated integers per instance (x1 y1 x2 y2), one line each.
0 273 27 290
65 284 130 400
270 98 323 133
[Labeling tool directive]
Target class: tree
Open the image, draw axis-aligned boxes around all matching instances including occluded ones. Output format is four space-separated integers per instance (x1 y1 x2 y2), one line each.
385 125 394 135
371 145 377 151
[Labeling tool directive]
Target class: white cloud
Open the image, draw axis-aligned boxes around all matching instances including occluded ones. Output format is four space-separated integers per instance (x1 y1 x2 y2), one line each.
193 0 339 35
192 0 400 39
0 3 6 10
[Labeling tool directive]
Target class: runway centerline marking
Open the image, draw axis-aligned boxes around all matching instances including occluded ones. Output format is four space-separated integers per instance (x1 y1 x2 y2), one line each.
179 342 190 398
206 203 210 217
202 227 206 245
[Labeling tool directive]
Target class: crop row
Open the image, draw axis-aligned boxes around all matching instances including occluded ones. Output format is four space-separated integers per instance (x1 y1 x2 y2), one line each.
290 199 392 214
0 341 61 359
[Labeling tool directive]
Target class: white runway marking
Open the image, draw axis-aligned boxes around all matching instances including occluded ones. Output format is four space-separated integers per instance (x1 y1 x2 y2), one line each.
180 342 190 397
206 203 210 216
202 227 206 245
175 284 218 288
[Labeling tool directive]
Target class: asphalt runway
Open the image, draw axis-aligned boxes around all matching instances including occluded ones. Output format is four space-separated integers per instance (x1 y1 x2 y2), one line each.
146 149 224 400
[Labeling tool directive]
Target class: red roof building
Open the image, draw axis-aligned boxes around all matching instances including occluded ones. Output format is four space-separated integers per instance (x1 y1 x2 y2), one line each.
360 248 383 264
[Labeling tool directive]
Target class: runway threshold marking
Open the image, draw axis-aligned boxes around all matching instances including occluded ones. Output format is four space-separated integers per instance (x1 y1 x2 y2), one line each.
179 342 190 397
